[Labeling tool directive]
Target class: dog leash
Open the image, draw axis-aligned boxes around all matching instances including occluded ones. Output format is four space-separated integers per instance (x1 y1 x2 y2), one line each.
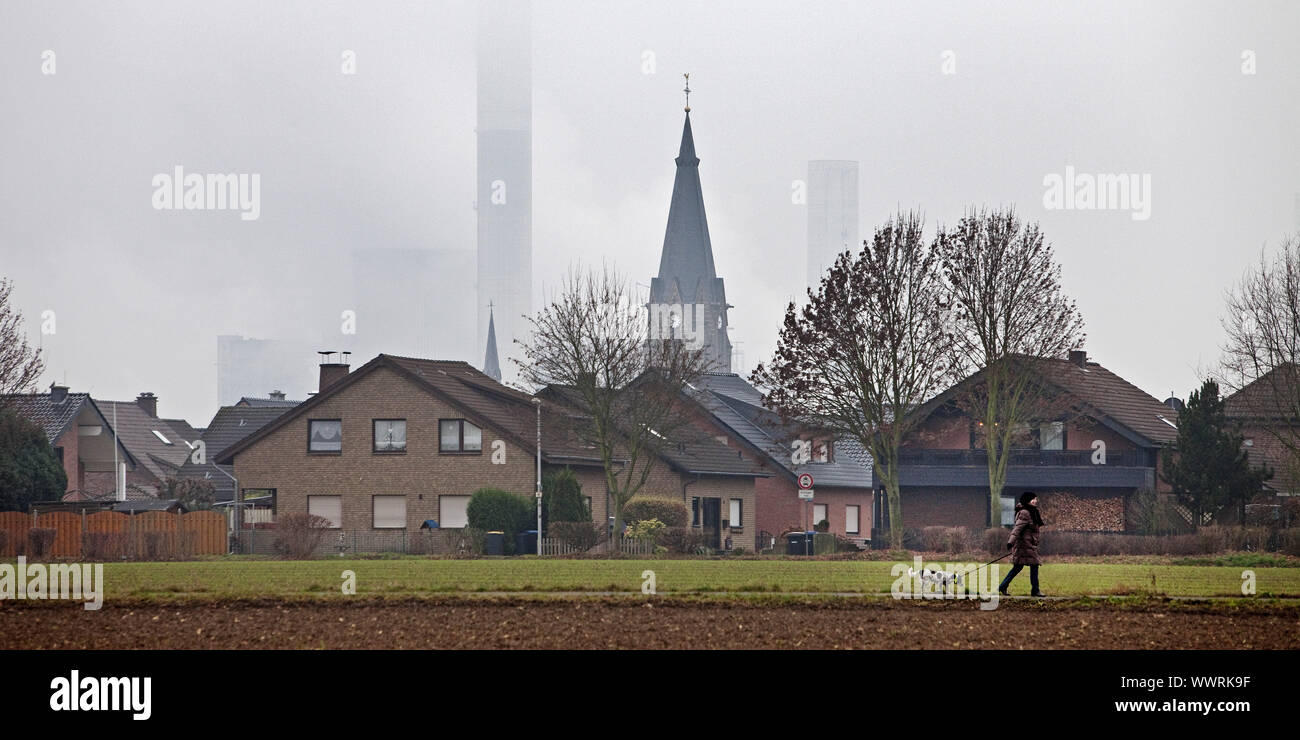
963 551 1012 578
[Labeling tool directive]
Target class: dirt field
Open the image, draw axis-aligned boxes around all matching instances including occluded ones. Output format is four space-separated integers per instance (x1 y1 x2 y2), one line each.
4 596 1298 649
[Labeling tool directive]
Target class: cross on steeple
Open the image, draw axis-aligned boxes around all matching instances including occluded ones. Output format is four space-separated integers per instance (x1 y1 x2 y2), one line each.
683 73 691 113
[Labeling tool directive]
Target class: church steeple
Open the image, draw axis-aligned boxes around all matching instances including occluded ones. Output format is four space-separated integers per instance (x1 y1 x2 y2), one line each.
483 302 502 382
648 76 732 373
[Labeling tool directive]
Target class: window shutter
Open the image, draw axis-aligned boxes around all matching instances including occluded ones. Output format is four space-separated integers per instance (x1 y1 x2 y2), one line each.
373 495 406 528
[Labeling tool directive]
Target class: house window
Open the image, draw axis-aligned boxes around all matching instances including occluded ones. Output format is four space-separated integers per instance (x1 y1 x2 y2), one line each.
691 497 701 526
729 498 743 530
813 440 831 463
373 495 406 529
1000 496 1017 526
439 419 482 453
309 419 342 453
1040 422 1064 450
373 419 407 453
584 496 593 519
846 505 860 535
308 495 342 528
439 495 471 528
813 503 828 529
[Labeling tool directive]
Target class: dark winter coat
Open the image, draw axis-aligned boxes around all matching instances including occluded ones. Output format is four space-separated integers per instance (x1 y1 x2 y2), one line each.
1007 505 1042 566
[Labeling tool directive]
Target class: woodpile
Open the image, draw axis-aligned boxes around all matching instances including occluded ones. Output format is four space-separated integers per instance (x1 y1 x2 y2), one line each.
1037 491 1124 531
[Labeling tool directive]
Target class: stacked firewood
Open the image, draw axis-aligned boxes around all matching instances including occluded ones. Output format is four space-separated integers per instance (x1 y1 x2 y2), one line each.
1037 491 1124 531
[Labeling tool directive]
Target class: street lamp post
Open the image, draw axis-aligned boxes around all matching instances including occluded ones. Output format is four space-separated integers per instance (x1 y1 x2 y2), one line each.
534 397 542 556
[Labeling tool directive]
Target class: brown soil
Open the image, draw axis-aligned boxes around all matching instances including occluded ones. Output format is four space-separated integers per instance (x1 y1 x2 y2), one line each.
3 596 1297 649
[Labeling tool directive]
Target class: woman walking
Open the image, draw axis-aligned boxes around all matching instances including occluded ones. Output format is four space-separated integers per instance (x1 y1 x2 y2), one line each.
999 491 1046 597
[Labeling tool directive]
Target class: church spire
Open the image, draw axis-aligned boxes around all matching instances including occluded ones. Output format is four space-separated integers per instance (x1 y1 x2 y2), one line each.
648 77 732 372
483 302 502 382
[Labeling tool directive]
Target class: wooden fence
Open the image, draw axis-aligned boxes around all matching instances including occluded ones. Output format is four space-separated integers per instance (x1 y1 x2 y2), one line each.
0 510 226 559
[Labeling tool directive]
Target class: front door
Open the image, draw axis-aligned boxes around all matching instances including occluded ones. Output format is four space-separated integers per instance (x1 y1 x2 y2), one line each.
702 498 721 550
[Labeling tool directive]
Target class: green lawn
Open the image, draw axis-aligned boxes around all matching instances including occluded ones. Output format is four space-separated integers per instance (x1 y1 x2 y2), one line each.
26 558 1298 599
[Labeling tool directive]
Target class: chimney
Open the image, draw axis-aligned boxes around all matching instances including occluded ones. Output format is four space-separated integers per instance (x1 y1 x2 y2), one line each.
269 389 286 401
136 392 158 418
49 382 69 405
318 351 350 392
1068 350 1087 368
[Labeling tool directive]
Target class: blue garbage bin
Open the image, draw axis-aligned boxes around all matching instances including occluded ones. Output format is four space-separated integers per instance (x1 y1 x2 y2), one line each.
515 530 538 555
485 531 505 556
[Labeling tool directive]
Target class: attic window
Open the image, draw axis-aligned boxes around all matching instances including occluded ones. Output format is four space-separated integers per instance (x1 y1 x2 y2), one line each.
151 430 173 445
1157 415 1177 429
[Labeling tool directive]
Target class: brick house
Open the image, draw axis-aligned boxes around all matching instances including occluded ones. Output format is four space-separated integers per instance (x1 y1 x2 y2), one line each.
216 354 763 549
6 383 136 498
890 351 1180 534
179 403 300 504
678 373 874 548
1224 364 1300 496
85 393 197 498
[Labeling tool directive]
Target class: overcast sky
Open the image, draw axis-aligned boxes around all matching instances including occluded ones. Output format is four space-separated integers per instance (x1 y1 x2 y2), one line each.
2 0 1298 426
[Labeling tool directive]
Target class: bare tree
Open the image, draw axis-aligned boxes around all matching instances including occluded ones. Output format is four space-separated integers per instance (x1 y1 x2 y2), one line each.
935 207 1086 526
752 212 953 548
0 277 44 413
515 265 711 545
1220 234 1300 490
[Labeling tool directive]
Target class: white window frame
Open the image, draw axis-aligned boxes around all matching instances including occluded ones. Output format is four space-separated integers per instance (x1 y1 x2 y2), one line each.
846 504 860 535
729 498 743 529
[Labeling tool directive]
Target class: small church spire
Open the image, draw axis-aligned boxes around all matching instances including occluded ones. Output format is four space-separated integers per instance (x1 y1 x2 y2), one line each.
483 301 502 382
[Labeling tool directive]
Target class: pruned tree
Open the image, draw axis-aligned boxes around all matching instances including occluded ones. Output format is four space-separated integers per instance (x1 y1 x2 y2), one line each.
935 207 1086 526
0 277 44 413
1161 379 1272 525
516 265 711 547
1220 234 1300 491
752 211 954 548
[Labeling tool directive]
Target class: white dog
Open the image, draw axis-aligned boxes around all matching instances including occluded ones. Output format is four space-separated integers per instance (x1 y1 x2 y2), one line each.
908 567 965 589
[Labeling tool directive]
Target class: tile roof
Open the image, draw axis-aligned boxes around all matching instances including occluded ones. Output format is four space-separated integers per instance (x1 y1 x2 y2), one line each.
537 380 768 478
692 374 873 488
179 404 297 501
5 391 94 443
910 355 1180 447
1033 358 1180 445
94 400 194 481
1225 364 1300 420
214 354 765 479
236 396 303 408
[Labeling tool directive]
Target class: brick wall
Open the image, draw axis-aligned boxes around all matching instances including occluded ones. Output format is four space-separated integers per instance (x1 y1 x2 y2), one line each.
898 486 987 530
53 427 78 492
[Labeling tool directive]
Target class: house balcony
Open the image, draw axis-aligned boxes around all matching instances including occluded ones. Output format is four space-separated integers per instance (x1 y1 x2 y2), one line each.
892 448 1157 490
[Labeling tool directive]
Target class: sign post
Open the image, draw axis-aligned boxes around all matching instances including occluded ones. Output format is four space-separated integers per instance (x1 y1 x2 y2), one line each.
797 474 814 533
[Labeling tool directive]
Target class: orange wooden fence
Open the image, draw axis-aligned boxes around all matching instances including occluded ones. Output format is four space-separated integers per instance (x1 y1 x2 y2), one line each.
0 510 226 559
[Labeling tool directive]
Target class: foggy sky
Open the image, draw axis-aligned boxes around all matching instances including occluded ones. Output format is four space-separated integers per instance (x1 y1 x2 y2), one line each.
2 0 1298 426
